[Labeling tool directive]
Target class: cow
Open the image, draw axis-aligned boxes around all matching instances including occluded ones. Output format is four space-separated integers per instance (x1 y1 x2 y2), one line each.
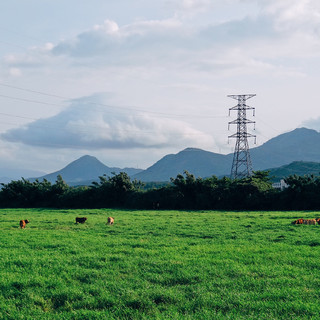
20 219 29 229
75 217 87 224
303 219 317 225
107 217 114 225
291 219 304 225
316 218 320 225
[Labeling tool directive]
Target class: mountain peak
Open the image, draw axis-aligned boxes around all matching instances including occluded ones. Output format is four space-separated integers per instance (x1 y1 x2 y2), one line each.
34 155 142 185
258 127 320 148
68 155 101 165
79 155 97 160
293 127 318 133
283 127 319 138
181 147 204 152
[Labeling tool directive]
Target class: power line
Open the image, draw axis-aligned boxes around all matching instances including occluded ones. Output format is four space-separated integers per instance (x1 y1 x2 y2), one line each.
0 40 28 50
0 94 65 108
0 83 68 100
0 112 37 121
0 82 227 119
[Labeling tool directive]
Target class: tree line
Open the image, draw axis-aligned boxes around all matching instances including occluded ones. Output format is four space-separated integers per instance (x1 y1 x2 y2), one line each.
0 171 320 210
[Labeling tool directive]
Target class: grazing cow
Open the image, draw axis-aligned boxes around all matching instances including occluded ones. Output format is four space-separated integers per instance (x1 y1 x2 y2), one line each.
316 218 320 225
75 217 87 224
107 217 114 225
20 219 29 229
291 219 304 225
303 219 317 225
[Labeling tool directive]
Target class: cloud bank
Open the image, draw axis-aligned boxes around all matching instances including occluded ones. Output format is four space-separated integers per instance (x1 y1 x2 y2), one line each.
1 94 214 150
5 0 320 80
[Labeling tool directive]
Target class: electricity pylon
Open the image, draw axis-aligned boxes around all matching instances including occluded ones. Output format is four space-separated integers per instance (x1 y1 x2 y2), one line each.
228 94 256 179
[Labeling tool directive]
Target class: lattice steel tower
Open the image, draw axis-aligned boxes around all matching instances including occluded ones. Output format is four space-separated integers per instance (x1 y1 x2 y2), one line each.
228 94 256 179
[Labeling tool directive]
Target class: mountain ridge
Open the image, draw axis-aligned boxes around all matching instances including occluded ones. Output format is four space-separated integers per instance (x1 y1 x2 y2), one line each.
9 127 320 185
134 127 320 181
33 155 143 184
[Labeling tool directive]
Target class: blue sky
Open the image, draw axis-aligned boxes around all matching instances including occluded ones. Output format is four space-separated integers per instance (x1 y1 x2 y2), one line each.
0 0 320 177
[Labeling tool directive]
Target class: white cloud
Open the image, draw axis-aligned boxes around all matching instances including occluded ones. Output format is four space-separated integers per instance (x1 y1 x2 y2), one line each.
177 0 212 11
8 68 22 77
43 14 294 82
93 20 119 34
262 0 320 33
50 15 275 61
3 43 59 69
51 18 183 59
5 5 318 80
1 93 215 150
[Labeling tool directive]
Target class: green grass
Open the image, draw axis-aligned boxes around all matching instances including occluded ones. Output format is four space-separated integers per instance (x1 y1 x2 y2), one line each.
1 209 320 319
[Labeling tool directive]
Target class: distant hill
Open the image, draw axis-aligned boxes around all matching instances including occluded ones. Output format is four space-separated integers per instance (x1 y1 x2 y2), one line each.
133 128 320 181
29 127 320 184
134 148 231 182
250 128 320 170
34 155 143 185
267 161 320 182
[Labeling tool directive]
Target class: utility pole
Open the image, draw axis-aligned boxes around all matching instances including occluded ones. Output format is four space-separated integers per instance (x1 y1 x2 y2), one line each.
228 94 256 179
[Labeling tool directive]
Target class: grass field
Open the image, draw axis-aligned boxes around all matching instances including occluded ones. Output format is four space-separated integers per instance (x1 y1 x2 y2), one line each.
1 209 320 319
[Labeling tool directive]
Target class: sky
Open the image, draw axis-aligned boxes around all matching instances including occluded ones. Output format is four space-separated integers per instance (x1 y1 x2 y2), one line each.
0 0 320 177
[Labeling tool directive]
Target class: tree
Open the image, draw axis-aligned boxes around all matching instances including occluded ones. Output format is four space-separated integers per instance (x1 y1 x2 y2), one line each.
52 175 69 195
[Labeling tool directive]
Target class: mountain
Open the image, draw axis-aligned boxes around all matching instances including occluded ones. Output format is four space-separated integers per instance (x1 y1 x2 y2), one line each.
133 128 320 181
29 127 320 184
134 148 231 182
267 161 320 182
250 128 320 169
34 155 143 185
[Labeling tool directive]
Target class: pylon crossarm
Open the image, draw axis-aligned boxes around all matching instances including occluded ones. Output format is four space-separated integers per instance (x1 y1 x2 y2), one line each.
228 119 255 125
229 105 255 111
228 94 256 100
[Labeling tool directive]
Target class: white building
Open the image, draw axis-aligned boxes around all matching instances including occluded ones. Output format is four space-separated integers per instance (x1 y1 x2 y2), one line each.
272 179 288 190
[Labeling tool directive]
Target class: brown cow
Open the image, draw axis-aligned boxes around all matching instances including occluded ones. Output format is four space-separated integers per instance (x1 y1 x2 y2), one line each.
316 218 320 225
291 219 304 225
303 219 317 225
20 219 29 229
75 217 87 224
107 217 114 225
